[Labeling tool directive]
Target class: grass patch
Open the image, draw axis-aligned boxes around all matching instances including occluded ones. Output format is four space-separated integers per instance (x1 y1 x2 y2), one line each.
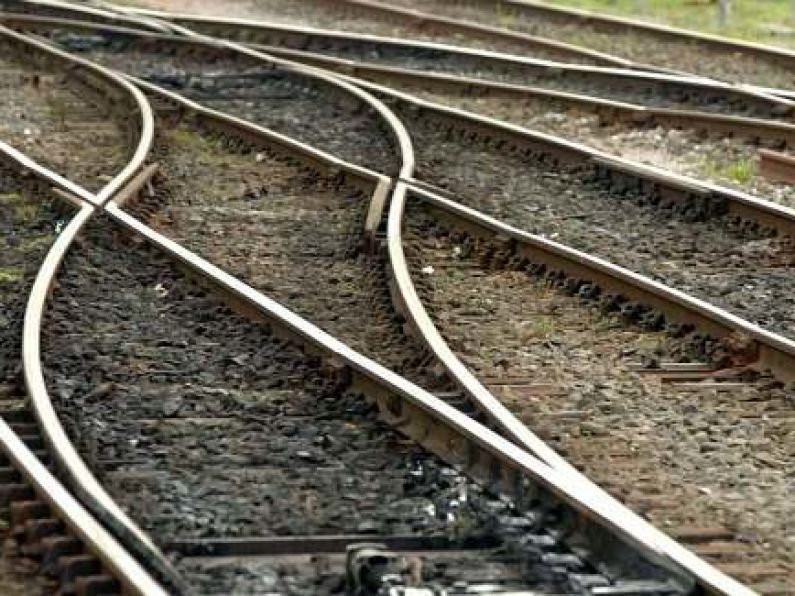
0 192 23 204
168 127 206 147
519 316 557 340
14 202 40 223
0 269 22 284
700 156 756 186
545 0 795 49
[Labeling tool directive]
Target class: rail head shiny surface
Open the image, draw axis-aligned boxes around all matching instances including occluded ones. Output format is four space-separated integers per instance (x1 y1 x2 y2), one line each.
0 140 174 595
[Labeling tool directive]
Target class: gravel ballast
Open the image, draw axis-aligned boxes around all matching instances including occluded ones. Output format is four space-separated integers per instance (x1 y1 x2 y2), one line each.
403 202 795 591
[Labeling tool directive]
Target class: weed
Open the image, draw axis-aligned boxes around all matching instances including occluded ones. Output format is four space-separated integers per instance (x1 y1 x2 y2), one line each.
14 202 40 223
0 269 22 284
701 156 755 186
544 0 795 50
518 316 557 341
0 192 23 204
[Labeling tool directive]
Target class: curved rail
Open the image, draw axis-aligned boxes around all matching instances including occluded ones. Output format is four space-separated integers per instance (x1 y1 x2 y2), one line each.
0 149 171 594
120 21 785 592
104 22 610 481
0 300 166 596
129 74 401 235
0 26 184 594
260 46 795 145
343 73 795 237
3 66 745 593
101 194 754 596
160 19 415 178
101 9 795 120
10 12 414 178
3 16 765 593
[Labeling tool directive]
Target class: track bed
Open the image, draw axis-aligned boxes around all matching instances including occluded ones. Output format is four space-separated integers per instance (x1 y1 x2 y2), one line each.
48 30 398 175
403 201 795 593
396 85 795 208
0 164 75 595
386 0 795 89
127 0 589 60
41 220 632 594
389 102 795 340
0 42 132 191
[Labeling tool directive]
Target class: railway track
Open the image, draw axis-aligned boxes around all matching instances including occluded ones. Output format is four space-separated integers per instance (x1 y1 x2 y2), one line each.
3 14 402 176
0 26 171 596
321 81 795 349
0 23 138 190
117 13 795 122
0 61 752 596
40 213 662 594
115 0 795 94
377 0 795 93
5 70 761 596
11 13 795 206
1 5 793 596
397 187 795 593
111 0 633 64
28 11 795 205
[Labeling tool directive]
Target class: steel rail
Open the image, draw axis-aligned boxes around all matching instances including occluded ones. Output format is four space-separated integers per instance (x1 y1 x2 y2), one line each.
255 47 795 145
4 145 186 595
84 25 617 489
111 0 634 69
103 196 756 596
0 25 186 594
91 12 795 145
128 75 399 233
350 77 795 379
226 41 795 144
8 14 795 158
340 73 795 245
0 40 409 588
3 23 761 591
97 38 773 593
99 8 795 118
155 21 415 179
0 0 170 32
10 12 414 179
100 74 599 480
7 140 749 595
